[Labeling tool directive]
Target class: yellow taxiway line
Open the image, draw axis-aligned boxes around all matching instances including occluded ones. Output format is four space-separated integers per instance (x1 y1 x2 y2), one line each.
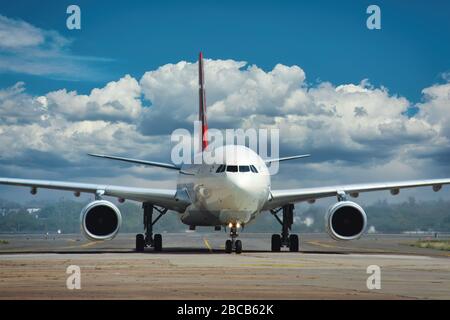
203 237 213 252
61 240 102 250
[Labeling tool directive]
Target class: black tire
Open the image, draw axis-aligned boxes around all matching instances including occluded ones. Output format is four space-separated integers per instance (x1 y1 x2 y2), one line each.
289 234 299 252
225 240 232 253
154 234 162 252
235 240 242 254
271 234 281 252
136 234 145 252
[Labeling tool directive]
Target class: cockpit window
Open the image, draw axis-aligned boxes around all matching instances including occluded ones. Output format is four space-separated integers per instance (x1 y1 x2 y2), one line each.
226 165 238 172
239 166 250 172
221 165 258 173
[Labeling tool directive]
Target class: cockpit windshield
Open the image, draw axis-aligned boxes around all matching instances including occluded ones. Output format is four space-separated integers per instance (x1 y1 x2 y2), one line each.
216 165 258 173
239 166 250 172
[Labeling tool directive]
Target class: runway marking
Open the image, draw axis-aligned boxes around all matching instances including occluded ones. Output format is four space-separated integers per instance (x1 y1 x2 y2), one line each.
203 237 213 252
307 240 387 253
80 241 101 248
240 263 307 268
61 241 102 249
307 241 337 249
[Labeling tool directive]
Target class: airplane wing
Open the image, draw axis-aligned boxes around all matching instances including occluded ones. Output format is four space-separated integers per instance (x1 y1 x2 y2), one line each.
0 178 189 212
264 178 450 210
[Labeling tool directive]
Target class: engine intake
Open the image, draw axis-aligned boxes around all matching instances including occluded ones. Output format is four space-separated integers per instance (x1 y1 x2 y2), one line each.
80 200 122 241
325 201 367 240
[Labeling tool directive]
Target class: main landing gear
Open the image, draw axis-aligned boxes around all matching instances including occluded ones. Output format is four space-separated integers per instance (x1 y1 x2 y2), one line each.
225 223 242 254
270 204 299 252
136 202 168 252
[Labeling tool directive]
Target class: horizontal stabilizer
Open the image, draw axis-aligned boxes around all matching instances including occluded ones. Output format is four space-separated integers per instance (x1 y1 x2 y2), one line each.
265 154 311 164
88 153 180 170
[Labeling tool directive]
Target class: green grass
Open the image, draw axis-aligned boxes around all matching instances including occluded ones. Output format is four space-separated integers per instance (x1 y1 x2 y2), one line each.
0 240 9 245
411 240 450 251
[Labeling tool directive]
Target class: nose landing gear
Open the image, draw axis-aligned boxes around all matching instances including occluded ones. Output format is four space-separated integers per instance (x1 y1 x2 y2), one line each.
225 223 242 254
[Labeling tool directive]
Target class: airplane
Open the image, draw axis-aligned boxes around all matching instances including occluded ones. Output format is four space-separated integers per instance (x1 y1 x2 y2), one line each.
1 52 449 254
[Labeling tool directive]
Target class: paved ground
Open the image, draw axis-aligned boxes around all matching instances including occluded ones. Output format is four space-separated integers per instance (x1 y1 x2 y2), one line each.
0 233 449 299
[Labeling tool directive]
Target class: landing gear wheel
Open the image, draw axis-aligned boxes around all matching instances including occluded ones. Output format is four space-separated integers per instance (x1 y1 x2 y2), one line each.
136 234 145 252
235 240 242 254
271 234 281 252
225 240 232 253
140 203 168 252
289 234 299 252
154 234 162 252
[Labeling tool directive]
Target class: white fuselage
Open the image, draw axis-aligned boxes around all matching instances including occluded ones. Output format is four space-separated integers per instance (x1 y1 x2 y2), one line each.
176 145 271 227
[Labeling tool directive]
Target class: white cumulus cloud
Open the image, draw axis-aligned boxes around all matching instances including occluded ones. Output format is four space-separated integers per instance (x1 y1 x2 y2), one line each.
0 57 449 203
0 14 108 79
40 75 143 123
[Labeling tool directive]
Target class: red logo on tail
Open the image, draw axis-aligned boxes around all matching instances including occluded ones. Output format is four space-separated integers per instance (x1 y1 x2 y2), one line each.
199 52 208 151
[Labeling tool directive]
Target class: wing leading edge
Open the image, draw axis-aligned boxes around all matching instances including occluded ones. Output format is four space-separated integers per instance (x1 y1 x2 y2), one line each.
0 178 189 212
264 178 450 210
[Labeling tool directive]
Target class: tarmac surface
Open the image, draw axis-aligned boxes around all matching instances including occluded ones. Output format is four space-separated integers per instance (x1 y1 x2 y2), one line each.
0 232 449 299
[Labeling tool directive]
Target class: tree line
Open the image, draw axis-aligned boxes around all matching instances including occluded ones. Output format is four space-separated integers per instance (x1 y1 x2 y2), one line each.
0 197 449 234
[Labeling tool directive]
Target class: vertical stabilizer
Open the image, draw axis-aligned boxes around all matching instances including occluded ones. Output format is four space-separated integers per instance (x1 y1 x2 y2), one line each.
198 52 208 151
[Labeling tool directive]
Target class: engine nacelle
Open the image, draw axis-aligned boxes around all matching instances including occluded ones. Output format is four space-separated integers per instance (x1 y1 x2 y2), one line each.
80 200 122 241
325 201 367 241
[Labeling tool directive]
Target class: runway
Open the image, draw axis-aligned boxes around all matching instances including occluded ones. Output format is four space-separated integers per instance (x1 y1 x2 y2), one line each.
0 233 449 299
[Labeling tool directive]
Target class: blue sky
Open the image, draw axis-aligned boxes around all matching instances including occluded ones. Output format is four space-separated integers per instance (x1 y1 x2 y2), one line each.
1 0 449 101
0 0 449 204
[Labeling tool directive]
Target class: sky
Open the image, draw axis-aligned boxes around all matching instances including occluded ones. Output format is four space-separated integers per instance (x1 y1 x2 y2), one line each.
0 0 449 205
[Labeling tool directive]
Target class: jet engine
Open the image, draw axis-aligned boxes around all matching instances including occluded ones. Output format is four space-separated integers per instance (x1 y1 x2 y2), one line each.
80 200 122 241
325 201 367 240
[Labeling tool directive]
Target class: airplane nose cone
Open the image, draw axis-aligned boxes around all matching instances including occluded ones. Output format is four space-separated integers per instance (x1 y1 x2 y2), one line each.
226 174 268 211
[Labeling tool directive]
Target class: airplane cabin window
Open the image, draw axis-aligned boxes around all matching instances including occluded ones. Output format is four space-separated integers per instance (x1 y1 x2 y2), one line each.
226 165 238 172
239 166 250 172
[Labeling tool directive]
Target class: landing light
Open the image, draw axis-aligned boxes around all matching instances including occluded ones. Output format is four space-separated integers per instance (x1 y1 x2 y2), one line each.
236 222 241 229
228 222 233 228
